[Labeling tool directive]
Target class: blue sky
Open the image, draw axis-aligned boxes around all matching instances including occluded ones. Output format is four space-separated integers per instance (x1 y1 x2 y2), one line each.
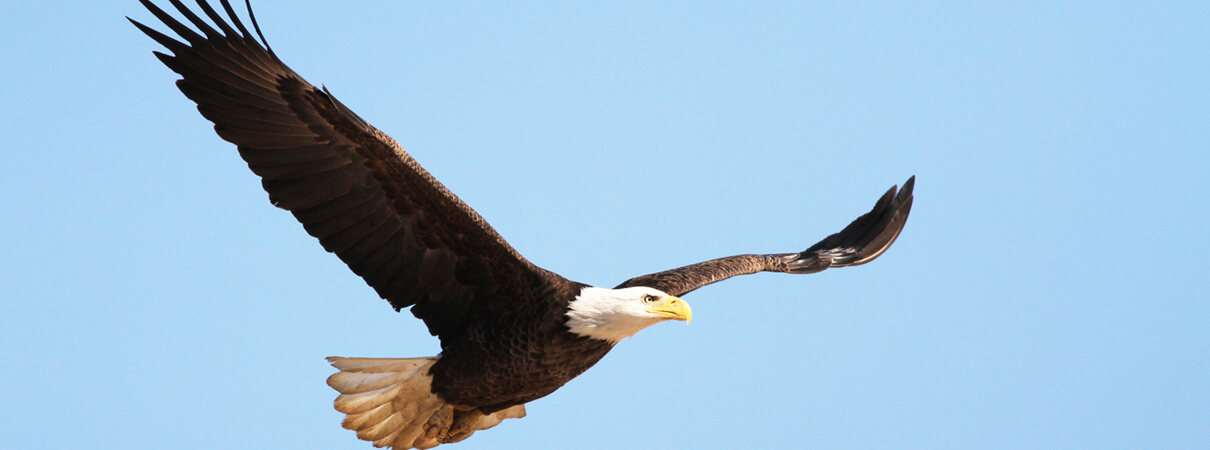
2 1 1207 449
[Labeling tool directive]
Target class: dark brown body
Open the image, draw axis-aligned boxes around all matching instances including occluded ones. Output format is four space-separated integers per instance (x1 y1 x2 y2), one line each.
430 281 613 413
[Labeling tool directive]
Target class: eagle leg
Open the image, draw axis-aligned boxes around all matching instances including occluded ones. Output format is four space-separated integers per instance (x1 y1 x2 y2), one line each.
421 405 488 445
421 404 454 442
442 409 488 443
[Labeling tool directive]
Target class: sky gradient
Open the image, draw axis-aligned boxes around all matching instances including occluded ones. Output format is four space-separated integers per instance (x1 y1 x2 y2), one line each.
3 1 1208 449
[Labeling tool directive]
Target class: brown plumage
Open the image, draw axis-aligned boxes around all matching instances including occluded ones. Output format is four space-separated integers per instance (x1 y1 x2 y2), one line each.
132 1 915 448
617 177 914 296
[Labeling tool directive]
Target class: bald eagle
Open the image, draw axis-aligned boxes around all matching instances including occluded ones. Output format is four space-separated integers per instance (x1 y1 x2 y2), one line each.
132 1 915 448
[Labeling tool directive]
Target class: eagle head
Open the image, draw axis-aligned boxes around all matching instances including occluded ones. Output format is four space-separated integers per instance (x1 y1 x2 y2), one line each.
565 286 692 343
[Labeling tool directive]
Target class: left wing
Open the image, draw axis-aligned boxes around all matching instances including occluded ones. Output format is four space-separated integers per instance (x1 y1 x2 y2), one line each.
616 176 914 296
131 0 561 343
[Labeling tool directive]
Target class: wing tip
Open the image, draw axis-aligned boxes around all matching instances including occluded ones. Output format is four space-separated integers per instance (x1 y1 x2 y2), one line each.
793 174 916 269
899 175 916 200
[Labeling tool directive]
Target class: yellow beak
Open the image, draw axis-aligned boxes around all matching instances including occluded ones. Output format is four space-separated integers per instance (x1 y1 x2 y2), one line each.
646 296 692 324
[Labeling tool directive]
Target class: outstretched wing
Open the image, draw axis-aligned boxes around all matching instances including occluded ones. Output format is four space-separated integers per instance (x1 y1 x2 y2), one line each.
131 0 557 342
616 176 914 296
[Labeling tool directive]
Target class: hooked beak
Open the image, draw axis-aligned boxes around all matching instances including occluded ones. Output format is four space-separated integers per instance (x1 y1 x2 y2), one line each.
646 296 692 324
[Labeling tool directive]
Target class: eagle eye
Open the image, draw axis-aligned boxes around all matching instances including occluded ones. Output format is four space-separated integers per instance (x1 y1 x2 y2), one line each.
641 294 658 303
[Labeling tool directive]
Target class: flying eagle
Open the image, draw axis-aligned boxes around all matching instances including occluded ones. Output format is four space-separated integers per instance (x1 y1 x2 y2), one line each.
132 1 915 448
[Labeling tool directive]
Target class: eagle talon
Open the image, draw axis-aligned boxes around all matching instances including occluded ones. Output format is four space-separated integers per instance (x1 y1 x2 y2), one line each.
422 405 454 442
443 409 486 443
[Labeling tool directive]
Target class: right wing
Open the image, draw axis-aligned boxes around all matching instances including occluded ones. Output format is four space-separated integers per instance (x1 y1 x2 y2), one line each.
616 176 914 296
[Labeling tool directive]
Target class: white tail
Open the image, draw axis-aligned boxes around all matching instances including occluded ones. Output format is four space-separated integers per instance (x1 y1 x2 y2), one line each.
326 356 526 449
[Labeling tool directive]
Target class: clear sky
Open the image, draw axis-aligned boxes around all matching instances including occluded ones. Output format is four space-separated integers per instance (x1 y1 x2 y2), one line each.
3 1 1207 449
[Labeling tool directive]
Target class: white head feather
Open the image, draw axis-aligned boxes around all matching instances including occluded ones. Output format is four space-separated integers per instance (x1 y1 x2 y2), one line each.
565 286 690 343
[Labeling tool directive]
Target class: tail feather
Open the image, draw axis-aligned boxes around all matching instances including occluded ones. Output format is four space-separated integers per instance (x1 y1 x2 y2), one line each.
333 384 403 415
343 402 395 431
329 370 414 394
326 356 526 449
330 357 436 373
361 412 409 442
